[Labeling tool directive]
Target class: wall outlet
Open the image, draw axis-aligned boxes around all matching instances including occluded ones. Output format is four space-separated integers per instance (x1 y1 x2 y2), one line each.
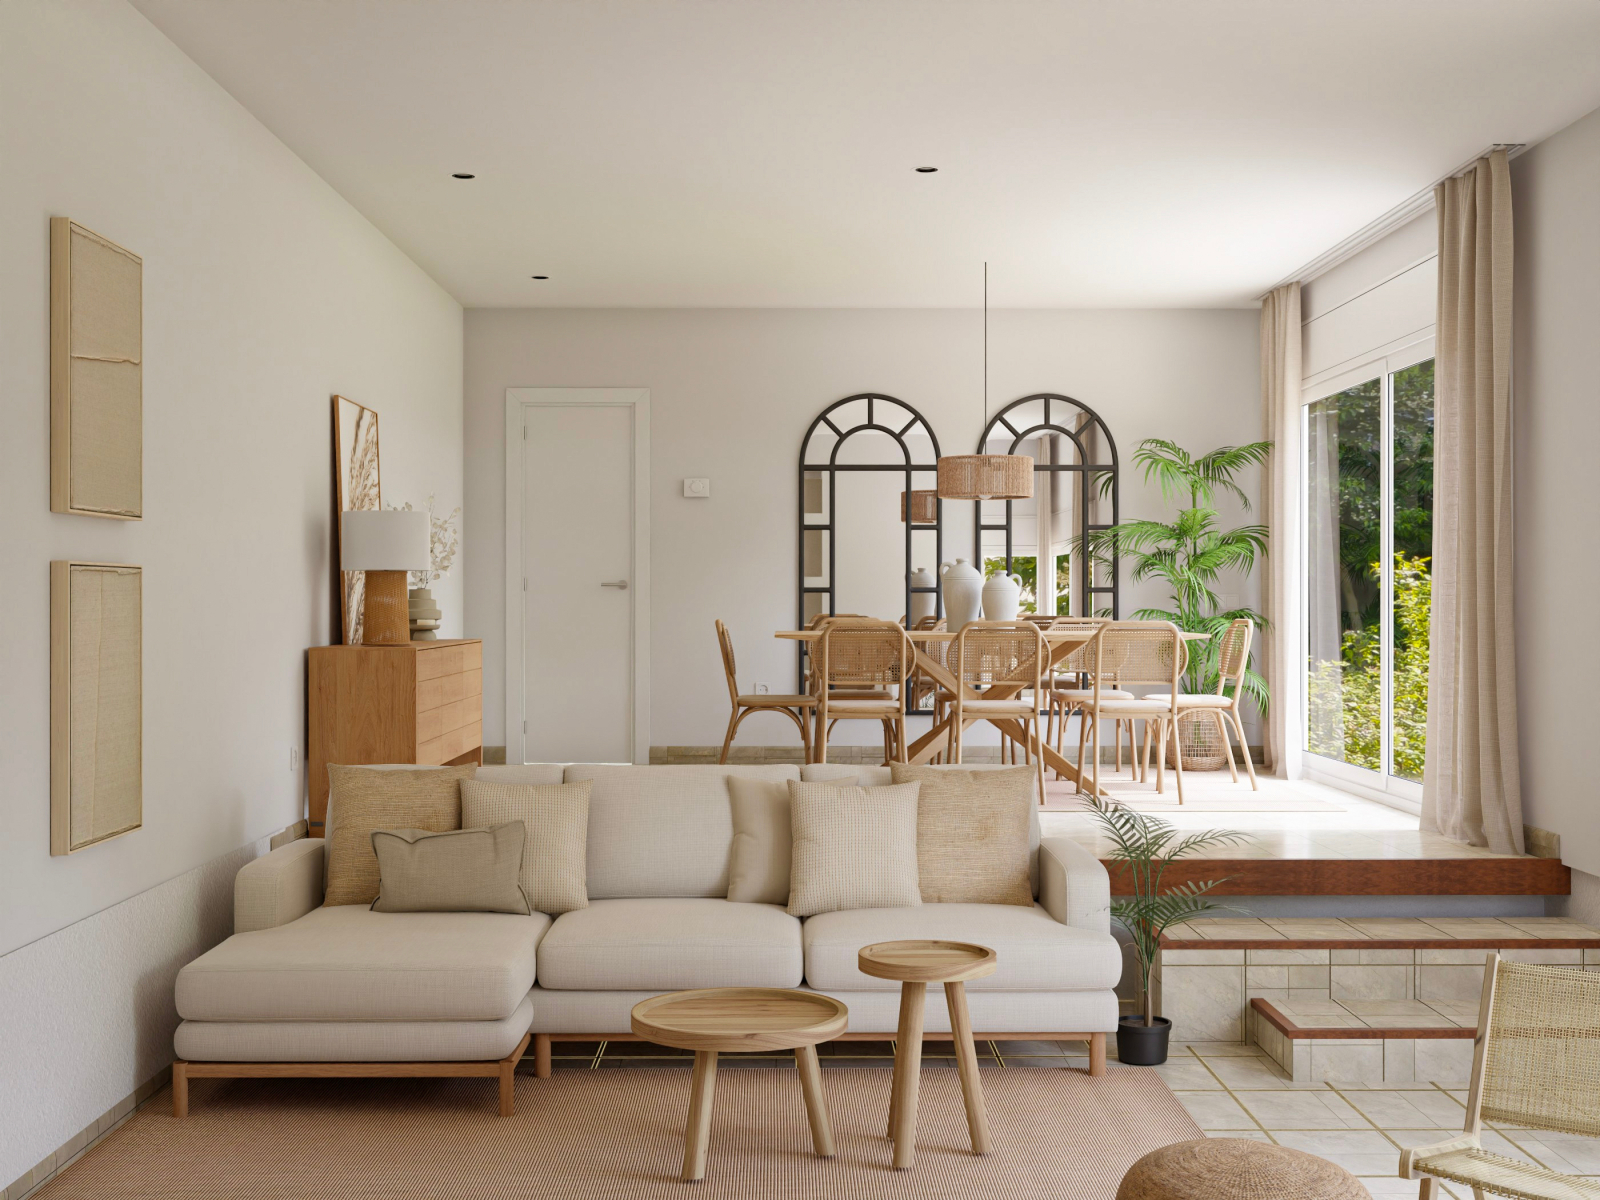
754 682 770 695
683 477 711 498
289 745 300 773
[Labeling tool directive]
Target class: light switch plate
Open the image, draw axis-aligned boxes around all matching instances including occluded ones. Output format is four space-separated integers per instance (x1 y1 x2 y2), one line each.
683 477 711 498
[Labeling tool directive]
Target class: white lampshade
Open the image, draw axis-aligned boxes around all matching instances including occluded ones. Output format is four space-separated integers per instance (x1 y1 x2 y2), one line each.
341 509 430 571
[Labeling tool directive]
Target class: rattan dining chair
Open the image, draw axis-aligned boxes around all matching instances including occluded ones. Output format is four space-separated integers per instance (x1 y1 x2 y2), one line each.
814 618 914 764
715 620 817 764
1400 953 1600 1200
807 613 897 762
1082 621 1188 800
1041 618 1130 780
947 620 1049 803
1146 618 1258 790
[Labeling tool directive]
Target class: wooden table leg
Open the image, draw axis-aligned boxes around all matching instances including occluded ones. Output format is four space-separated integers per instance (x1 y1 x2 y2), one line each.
683 1049 719 1181
795 1044 834 1158
945 981 990 1154
892 981 926 1170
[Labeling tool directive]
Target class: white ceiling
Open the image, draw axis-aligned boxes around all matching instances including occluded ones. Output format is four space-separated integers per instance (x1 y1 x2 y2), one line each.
132 0 1600 309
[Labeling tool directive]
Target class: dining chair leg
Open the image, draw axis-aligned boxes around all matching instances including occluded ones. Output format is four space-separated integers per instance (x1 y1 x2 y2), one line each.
718 708 742 765
1115 719 1123 774
1091 707 1102 795
1140 719 1152 784
1229 707 1259 790
1033 714 1047 807
1154 719 1167 794
1076 708 1090 794
816 708 830 764
799 710 813 764
950 710 963 764
1214 711 1239 782
1170 717 1186 804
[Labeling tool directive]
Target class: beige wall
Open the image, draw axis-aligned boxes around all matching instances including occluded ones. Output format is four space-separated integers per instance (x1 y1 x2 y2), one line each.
465 307 1261 751
1512 106 1600 880
0 0 462 1181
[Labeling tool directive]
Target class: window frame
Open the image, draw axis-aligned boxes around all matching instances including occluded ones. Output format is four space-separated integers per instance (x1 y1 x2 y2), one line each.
1298 331 1435 810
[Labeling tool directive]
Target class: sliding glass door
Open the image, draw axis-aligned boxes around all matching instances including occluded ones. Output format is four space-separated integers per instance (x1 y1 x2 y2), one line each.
1302 342 1434 800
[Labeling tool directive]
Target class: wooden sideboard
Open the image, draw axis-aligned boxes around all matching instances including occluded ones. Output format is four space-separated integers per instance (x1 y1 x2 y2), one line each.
306 639 483 835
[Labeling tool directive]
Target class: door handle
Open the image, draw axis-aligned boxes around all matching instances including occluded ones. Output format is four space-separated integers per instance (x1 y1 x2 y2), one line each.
600 580 629 590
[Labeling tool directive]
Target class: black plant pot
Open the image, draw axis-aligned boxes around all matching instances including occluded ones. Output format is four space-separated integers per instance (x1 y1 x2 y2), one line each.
1116 1015 1172 1065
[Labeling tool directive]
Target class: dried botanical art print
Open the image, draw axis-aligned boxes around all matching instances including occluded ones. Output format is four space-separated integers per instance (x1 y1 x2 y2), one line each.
333 395 382 643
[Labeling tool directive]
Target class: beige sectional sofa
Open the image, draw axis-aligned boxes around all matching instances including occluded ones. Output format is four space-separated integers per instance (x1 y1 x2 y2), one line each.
173 763 1120 1109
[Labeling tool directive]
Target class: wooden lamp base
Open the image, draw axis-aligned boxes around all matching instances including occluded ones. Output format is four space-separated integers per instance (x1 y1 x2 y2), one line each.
361 570 411 644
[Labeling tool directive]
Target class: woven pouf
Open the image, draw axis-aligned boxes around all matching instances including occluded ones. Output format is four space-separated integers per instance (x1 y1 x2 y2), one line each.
1117 1138 1372 1200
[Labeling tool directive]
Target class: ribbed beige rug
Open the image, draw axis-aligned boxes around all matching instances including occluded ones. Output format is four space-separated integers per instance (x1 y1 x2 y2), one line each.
38 1067 1199 1199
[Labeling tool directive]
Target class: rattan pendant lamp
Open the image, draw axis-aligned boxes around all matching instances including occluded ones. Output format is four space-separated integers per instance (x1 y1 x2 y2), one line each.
935 262 1033 501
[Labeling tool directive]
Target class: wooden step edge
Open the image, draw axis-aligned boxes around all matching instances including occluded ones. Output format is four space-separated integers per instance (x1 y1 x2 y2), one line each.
1163 936 1600 950
1250 997 1475 1041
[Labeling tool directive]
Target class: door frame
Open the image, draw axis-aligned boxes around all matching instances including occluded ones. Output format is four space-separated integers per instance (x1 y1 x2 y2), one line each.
505 388 651 765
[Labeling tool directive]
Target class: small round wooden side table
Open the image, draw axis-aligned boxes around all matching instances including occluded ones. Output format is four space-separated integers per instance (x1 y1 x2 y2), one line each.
858 940 998 1170
630 987 848 1182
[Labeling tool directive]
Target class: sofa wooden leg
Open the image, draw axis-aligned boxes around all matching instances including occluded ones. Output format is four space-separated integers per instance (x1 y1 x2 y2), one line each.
171 1061 189 1117
533 1033 552 1078
1088 1032 1107 1077
499 1058 516 1117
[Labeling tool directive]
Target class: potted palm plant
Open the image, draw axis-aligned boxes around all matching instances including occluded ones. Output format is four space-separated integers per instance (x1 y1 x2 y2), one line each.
1088 796 1246 1064
1084 439 1272 769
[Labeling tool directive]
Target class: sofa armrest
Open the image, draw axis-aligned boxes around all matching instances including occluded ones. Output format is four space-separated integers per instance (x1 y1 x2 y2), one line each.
1039 836 1111 933
235 838 325 933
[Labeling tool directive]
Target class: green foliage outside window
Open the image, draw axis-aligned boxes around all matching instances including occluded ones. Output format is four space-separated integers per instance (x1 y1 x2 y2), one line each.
982 553 1071 615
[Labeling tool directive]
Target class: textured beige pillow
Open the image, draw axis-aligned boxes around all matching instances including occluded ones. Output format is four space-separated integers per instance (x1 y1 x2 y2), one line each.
460 778 591 914
323 765 475 906
890 763 1034 906
785 780 921 917
727 777 792 905
370 824 531 914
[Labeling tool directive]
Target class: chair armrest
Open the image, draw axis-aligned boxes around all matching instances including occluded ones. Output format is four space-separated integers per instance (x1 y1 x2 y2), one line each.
1039 836 1111 933
234 838 325 933
1399 1132 1480 1178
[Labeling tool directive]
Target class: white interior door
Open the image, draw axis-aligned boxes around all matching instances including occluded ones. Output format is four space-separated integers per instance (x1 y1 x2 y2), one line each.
521 402 635 762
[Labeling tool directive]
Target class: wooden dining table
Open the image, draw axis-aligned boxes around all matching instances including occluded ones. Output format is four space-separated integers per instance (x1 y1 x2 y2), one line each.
777 625 1108 795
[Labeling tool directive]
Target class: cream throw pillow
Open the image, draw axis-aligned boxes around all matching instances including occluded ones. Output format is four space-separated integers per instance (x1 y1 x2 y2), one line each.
324 765 475 906
727 777 792 905
460 778 591 914
370 824 531 915
889 763 1034 906
785 780 921 917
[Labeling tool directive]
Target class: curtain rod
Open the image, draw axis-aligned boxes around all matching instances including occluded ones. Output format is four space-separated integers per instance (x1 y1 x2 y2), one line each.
1258 143 1525 300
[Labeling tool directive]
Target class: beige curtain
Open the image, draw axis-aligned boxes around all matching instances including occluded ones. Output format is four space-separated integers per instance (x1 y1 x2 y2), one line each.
1423 150 1523 854
1259 283 1302 776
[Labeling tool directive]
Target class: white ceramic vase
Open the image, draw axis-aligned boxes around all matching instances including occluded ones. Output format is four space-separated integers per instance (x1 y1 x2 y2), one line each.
982 571 1023 620
909 566 936 624
940 558 983 629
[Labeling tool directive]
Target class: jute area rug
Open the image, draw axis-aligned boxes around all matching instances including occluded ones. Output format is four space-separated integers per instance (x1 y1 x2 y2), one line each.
37 1065 1200 1199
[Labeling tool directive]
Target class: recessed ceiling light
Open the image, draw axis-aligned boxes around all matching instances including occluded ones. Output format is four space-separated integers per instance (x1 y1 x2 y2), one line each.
531 275 549 280
915 166 938 173
451 172 475 179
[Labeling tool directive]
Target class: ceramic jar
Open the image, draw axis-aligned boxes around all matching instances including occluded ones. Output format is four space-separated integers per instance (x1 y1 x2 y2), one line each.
940 558 983 629
982 570 1023 620
909 566 936 624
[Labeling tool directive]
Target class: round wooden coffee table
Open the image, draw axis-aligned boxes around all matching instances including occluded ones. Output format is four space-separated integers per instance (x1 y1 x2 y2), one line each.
858 940 998 1170
631 987 848 1181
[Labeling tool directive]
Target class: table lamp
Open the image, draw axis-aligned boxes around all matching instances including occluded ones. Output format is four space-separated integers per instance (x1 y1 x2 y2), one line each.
341 509 430 645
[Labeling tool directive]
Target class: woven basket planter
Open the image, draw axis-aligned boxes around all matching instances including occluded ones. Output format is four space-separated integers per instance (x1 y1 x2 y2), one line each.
1165 709 1230 772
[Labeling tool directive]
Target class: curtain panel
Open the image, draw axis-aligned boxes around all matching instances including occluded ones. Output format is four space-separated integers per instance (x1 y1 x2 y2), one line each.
1260 282 1302 776
1423 149 1523 854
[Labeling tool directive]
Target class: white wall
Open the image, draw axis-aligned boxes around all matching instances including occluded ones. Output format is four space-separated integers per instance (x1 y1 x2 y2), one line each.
0 1 463 1182
465 307 1261 751
1512 105 1600 882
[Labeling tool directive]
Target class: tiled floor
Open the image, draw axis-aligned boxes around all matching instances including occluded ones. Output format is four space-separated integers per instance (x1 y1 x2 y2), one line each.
547 1037 1600 1195
1157 1039 1600 1195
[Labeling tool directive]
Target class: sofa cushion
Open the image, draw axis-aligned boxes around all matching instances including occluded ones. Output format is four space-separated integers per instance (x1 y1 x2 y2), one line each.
802 903 1122 992
176 904 547 1022
370 823 531 915
461 778 591 914
786 780 922 917
565 765 798 899
889 763 1034 906
536 898 803 990
726 776 792 905
324 764 474 906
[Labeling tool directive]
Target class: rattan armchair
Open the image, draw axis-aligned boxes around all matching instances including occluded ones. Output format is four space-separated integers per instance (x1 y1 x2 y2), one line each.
814 619 914 764
1400 953 1600 1200
1146 618 1258 790
947 620 1049 803
1081 621 1188 800
715 620 817 764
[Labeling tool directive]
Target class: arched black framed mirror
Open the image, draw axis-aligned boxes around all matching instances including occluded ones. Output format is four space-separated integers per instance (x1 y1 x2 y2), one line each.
797 393 943 687
972 394 1121 619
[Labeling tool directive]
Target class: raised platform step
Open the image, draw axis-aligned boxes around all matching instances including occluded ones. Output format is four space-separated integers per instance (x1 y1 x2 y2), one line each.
1109 856 1571 896
1154 916 1600 1082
